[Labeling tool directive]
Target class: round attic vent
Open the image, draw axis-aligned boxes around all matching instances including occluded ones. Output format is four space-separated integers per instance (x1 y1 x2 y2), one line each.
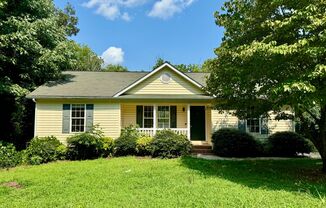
160 73 171 84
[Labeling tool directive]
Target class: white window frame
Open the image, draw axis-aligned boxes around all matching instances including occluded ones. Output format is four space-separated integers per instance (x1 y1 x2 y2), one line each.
70 104 86 133
157 106 170 129
143 106 154 128
246 117 262 134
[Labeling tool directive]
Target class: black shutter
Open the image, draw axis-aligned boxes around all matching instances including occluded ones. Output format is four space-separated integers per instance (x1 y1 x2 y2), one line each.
86 104 94 132
170 106 177 128
136 106 143 128
62 104 70 133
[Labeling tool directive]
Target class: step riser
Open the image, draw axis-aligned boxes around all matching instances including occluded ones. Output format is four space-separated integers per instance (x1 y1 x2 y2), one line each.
192 146 212 150
191 150 214 154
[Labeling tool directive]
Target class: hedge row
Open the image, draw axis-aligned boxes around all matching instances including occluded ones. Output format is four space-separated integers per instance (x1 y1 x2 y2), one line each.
212 128 314 157
1 126 192 169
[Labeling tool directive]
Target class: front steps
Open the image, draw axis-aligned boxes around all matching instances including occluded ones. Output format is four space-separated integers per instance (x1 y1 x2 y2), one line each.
191 145 213 155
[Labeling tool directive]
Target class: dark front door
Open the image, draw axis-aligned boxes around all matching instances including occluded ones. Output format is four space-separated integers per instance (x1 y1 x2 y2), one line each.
190 106 206 141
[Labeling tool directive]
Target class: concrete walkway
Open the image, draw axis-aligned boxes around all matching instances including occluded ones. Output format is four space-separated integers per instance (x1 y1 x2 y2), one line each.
193 152 321 161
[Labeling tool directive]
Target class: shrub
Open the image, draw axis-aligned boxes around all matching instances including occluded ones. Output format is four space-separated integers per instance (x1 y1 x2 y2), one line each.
267 131 313 157
212 128 262 157
101 137 114 157
67 133 113 160
24 136 66 165
151 129 192 158
114 125 141 156
0 142 21 169
136 136 153 156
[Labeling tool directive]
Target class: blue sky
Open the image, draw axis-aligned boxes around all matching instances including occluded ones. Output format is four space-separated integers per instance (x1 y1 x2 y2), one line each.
54 0 225 71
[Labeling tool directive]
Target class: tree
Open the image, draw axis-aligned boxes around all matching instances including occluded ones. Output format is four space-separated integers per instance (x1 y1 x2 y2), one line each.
68 42 103 71
152 58 204 72
206 0 326 171
0 0 79 147
102 64 128 72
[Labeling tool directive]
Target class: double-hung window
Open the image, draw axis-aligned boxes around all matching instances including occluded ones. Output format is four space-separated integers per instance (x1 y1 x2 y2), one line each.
158 106 170 128
136 105 176 129
143 106 154 128
246 118 260 133
71 104 85 132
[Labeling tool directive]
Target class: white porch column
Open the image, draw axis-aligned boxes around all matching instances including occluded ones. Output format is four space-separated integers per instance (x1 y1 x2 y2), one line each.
187 104 191 140
153 104 157 135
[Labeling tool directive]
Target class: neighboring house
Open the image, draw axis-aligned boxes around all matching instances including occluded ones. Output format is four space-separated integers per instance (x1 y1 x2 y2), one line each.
27 63 294 145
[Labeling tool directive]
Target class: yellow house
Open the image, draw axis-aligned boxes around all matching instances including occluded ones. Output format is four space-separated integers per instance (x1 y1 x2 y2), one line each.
27 63 294 146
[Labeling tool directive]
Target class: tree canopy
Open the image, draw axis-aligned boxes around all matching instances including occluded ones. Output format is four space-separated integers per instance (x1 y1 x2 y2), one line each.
68 42 104 71
0 0 80 146
102 64 128 72
152 58 209 72
207 0 326 171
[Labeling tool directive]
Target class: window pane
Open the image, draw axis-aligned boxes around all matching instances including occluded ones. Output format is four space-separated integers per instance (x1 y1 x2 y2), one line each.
158 106 170 128
71 104 85 132
144 119 153 128
247 118 260 133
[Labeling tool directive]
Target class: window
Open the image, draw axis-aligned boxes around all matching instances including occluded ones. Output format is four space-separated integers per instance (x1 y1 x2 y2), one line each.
158 106 170 128
246 118 260 133
143 106 154 128
71 104 85 132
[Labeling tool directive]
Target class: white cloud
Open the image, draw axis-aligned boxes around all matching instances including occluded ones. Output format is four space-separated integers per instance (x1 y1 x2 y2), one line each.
148 0 194 19
82 0 147 21
101 47 124 65
121 12 131 21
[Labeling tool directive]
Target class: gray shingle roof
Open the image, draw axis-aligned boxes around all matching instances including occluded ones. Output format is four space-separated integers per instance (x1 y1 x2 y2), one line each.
27 71 209 99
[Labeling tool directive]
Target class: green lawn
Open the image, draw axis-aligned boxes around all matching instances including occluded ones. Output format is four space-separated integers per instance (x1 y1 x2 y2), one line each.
1 157 326 208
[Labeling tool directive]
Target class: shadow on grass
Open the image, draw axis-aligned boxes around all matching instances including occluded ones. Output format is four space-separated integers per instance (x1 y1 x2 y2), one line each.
180 156 326 199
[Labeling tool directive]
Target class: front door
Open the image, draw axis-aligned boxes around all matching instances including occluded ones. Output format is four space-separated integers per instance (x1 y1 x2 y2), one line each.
190 106 206 141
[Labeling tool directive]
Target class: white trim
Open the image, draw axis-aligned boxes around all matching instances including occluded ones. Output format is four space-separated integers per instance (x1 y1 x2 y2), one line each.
153 104 157 135
70 104 86 133
113 63 204 97
34 100 37 137
187 104 190 140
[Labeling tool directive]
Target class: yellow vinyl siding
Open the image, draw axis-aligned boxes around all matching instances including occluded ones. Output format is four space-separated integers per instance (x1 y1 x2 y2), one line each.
211 110 239 132
121 104 136 127
126 67 203 95
35 100 121 144
268 111 294 134
211 109 294 136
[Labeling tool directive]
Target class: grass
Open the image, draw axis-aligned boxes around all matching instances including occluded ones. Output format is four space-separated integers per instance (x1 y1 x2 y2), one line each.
0 157 326 208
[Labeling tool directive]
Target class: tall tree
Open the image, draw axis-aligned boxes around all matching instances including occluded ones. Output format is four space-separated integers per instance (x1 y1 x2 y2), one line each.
102 64 128 72
0 0 79 147
152 58 204 72
68 42 103 71
207 0 326 171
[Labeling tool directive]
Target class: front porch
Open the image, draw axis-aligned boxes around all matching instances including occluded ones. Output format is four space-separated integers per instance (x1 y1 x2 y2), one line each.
120 103 212 144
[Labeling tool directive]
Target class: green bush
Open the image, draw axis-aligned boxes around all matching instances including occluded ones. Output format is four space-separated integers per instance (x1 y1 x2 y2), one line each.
101 137 114 157
212 128 262 157
67 133 113 160
151 130 192 158
24 136 66 165
114 125 140 156
267 131 313 157
136 136 153 156
0 142 21 169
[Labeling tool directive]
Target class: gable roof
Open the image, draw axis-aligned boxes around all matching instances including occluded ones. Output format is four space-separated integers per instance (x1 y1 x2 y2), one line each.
27 70 209 99
113 63 204 97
